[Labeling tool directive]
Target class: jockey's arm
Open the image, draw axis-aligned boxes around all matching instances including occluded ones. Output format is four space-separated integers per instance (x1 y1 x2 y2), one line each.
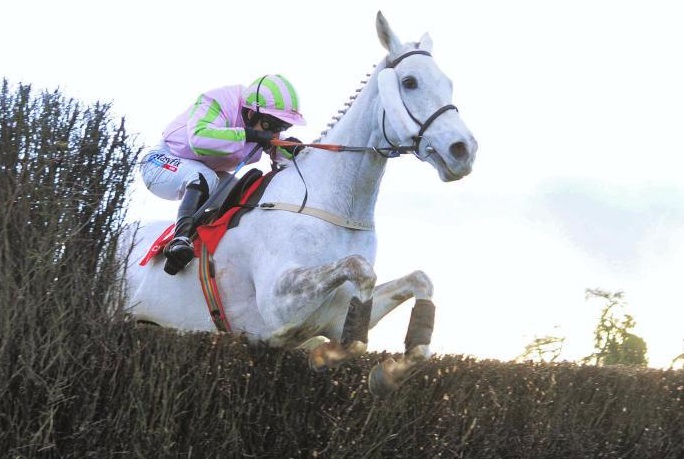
186 92 254 159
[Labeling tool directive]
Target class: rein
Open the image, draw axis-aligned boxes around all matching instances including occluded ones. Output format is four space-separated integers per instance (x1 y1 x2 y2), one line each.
272 50 457 160
271 138 413 158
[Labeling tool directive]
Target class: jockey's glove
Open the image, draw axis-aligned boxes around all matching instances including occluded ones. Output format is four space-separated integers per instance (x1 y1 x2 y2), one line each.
277 137 304 160
245 128 276 147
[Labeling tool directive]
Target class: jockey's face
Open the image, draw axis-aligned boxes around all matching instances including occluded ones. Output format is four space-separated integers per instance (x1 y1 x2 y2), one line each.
259 114 292 133
245 110 291 132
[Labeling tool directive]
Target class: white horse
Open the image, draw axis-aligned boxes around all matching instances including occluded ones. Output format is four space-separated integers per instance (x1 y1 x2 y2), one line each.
125 11 478 395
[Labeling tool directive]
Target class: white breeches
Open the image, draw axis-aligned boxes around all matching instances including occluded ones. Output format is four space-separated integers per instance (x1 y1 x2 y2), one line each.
140 144 230 200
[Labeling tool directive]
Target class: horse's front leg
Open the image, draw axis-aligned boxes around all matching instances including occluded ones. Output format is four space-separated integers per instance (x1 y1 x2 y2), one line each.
269 254 377 370
366 270 437 395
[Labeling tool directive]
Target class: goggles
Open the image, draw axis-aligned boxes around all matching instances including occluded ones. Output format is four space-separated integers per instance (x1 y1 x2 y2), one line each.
259 115 292 133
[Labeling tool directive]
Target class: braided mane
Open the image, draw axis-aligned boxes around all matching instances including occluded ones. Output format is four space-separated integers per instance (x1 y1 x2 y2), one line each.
314 65 377 142
314 40 422 142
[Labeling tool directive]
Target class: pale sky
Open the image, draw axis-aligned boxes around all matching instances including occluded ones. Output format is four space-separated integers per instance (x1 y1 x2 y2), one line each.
3 0 683 367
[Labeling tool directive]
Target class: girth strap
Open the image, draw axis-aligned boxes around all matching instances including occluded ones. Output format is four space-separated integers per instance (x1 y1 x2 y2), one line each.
198 243 231 332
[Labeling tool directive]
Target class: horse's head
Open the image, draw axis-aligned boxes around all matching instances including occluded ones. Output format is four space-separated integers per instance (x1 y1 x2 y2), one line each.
375 11 478 181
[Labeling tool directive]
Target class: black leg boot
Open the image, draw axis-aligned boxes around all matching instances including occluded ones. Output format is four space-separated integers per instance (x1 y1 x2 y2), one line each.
163 184 205 275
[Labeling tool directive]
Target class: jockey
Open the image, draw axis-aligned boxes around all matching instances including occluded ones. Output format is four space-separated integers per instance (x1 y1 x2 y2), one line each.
140 74 306 275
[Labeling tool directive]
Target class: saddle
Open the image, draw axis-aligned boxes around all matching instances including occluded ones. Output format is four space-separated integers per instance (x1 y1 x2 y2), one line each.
140 168 277 266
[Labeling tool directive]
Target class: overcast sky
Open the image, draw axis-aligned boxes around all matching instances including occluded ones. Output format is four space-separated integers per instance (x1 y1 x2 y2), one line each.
3 0 683 367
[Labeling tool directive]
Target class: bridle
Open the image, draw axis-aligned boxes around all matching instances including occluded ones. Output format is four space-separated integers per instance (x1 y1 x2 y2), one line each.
381 49 459 159
272 49 459 160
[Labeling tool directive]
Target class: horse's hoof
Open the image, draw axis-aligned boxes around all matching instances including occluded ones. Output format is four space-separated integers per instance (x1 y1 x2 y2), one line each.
308 352 329 372
297 336 329 351
308 341 347 372
369 358 401 396
346 340 368 357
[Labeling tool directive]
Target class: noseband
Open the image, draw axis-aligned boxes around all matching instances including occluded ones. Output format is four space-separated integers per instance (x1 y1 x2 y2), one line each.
382 50 458 158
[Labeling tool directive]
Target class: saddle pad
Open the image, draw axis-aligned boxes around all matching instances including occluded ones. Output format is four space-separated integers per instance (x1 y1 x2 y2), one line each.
196 174 266 255
139 170 276 266
139 223 175 266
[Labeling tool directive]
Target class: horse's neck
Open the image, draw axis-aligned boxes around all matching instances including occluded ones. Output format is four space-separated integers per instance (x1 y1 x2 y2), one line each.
295 78 387 222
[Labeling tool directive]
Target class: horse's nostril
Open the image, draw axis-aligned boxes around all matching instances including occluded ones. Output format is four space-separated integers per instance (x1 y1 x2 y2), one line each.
450 142 468 159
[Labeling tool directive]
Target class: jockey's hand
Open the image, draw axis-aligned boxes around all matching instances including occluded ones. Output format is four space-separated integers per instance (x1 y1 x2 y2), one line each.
278 137 304 159
245 128 276 147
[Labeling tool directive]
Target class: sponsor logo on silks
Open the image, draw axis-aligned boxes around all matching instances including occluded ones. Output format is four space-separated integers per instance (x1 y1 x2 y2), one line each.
148 152 181 172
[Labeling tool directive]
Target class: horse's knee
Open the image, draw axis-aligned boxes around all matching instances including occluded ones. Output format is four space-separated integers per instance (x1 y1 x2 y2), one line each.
342 255 377 300
408 270 434 300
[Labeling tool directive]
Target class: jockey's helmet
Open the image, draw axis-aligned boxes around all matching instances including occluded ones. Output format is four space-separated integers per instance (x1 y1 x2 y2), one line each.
242 74 306 127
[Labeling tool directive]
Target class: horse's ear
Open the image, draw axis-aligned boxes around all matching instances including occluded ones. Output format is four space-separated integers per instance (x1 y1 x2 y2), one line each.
419 32 433 53
376 11 402 54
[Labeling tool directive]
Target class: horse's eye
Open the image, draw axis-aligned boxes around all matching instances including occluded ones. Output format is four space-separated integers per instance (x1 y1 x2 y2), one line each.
402 76 418 89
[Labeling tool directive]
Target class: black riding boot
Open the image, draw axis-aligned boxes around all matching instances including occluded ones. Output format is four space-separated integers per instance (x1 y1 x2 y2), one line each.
163 184 205 275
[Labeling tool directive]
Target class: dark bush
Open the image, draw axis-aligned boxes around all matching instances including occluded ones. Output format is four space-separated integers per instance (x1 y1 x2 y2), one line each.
0 78 140 457
2 79 684 459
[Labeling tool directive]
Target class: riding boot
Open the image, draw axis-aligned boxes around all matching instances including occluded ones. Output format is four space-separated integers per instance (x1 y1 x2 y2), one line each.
163 184 205 275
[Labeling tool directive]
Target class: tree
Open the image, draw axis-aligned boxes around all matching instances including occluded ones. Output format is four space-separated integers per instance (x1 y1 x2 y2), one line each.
582 288 648 366
669 341 684 369
518 329 566 363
